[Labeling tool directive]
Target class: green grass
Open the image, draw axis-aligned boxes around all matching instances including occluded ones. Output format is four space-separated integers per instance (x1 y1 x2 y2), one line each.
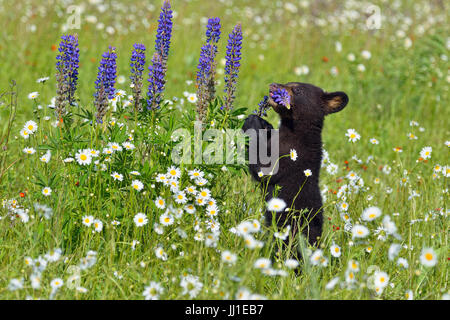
0 0 448 300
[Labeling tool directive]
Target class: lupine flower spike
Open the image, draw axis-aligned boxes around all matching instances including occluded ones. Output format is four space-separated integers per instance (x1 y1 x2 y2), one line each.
196 17 221 121
146 1 173 110
270 88 291 109
223 24 243 111
256 95 269 117
130 43 146 112
155 0 173 70
55 34 79 118
147 53 165 110
94 46 117 122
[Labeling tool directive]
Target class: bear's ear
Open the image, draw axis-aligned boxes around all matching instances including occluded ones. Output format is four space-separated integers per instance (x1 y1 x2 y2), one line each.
323 91 348 115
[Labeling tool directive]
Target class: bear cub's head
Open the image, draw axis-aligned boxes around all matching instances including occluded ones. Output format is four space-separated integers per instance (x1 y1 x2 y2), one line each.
268 82 348 121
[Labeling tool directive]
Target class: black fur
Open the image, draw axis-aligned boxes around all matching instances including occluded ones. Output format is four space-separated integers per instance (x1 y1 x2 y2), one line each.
243 82 349 251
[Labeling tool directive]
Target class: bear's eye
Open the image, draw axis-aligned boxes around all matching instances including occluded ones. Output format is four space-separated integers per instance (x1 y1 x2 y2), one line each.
293 87 303 94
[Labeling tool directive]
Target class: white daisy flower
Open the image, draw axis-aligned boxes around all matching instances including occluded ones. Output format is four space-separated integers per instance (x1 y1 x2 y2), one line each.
82 215 94 227
75 149 92 166
156 173 168 183
221 250 237 265
266 198 287 212
304 169 312 177
23 147 36 155
289 149 298 161
254 258 271 269
134 213 148 227
419 146 432 159
42 187 52 197
345 128 361 142
174 191 187 204
155 197 166 209
122 142 135 150
111 172 123 181
160 212 174 226
285 259 299 269
198 188 211 200
184 204 196 214
20 128 31 139
108 142 123 152
206 205 219 217
24 120 38 133
330 244 342 257
167 166 181 179
28 92 39 100
351 224 369 239
50 278 64 289
188 169 204 180
361 206 382 221
420 247 437 267
102 147 114 155
155 247 167 261
195 177 208 186
373 271 389 288
186 93 198 104
131 180 144 192
93 219 103 232
143 281 164 300
310 249 324 266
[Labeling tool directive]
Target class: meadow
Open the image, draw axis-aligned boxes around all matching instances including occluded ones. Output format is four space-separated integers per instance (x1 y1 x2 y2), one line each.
0 0 448 300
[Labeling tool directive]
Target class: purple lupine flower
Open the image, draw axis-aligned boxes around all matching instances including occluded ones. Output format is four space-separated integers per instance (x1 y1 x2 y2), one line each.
155 0 173 66
56 34 79 105
130 43 146 81
147 53 165 110
196 18 222 121
196 44 214 88
223 24 243 111
256 95 269 117
270 88 291 108
130 43 146 111
95 46 117 100
206 17 221 44
195 44 215 121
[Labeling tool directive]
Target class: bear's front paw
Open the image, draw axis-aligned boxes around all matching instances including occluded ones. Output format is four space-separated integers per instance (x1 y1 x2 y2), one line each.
242 114 273 132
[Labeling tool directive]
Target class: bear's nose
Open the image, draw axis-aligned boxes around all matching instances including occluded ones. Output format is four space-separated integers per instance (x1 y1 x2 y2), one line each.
269 83 280 93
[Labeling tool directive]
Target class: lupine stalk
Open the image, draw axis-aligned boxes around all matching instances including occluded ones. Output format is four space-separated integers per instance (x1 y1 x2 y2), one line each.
94 46 117 122
147 53 165 110
155 0 173 69
95 84 108 123
223 24 243 111
55 34 79 117
196 44 214 121
130 43 146 112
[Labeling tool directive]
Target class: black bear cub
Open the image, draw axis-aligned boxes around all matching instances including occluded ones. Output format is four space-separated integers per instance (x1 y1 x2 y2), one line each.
243 82 348 253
